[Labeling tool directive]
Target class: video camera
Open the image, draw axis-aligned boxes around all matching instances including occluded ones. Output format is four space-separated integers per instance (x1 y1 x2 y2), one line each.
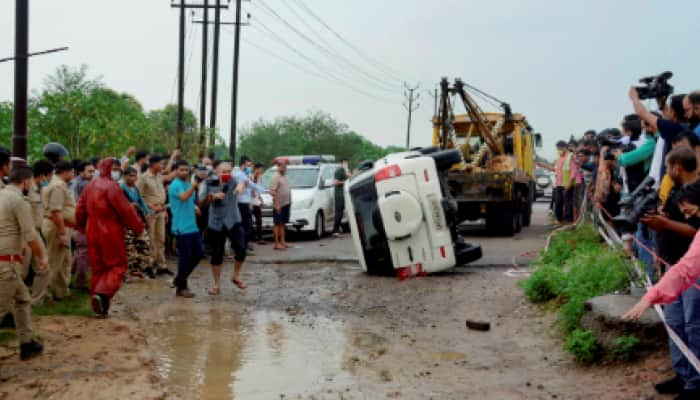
635 71 674 100
613 176 658 231
597 128 635 160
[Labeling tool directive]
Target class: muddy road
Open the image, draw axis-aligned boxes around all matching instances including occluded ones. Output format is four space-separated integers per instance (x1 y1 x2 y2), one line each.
1 203 672 399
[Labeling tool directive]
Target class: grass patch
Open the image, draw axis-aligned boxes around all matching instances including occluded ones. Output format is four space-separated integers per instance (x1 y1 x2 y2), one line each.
0 329 16 345
33 289 93 317
611 335 640 362
521 223 635 363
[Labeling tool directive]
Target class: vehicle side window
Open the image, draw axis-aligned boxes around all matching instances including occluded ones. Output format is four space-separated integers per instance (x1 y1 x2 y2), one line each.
321 167 334 186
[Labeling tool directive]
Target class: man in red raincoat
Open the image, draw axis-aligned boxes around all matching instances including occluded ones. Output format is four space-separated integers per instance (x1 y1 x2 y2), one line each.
76 158 144 317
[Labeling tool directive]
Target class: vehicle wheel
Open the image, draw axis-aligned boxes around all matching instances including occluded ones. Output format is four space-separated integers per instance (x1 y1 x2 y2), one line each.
486 203 516 236
522 184 534 227
313 212 324 240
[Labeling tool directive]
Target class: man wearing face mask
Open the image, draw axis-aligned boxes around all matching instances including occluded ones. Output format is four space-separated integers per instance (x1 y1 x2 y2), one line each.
41 161 76 301
234 156 267 253
639 147 700 397
76 159 144 317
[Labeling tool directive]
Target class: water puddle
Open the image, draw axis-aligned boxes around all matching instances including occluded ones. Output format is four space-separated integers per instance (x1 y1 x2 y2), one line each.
144 303 357 399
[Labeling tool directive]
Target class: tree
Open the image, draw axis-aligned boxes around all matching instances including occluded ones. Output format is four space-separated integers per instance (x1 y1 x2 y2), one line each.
237 111 401 166
146 104 200 159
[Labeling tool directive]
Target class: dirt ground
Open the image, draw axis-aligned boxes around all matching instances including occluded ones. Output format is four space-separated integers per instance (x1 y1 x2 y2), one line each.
0 203 677 399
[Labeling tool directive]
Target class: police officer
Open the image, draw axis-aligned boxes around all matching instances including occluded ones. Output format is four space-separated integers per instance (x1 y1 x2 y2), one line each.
0 165 46 360
41 161 76 300
42 142 69 165
19 160 54 304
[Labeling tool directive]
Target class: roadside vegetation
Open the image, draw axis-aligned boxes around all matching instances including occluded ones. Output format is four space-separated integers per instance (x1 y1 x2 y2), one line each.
521 223 639 363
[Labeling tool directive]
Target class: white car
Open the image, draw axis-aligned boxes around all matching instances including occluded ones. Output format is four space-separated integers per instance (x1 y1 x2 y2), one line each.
345 148 482 277
260 156 347 238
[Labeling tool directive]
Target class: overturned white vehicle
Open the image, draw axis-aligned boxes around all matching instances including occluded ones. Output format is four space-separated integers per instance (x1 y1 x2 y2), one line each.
345 148 482 277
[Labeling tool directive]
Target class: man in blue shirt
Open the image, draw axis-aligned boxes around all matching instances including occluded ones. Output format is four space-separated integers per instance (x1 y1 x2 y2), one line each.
168 161 203 298
234 156 267 252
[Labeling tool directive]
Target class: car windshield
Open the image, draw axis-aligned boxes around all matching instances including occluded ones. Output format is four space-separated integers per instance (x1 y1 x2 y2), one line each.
261 167 319 189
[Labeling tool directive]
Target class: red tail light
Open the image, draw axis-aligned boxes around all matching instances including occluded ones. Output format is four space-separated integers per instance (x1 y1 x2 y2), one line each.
397 263 425 281
424 169 430 182
440 246 446 258
374 165 402 182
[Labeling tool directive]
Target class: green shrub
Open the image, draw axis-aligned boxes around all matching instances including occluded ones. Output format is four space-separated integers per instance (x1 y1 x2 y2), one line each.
522 264 567 303
611 336 640 362
539 224 599 265
566 329 600 364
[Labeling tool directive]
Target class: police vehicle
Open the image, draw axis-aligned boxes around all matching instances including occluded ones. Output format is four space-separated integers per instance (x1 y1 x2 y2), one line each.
345 148 482 277
260 155 348 238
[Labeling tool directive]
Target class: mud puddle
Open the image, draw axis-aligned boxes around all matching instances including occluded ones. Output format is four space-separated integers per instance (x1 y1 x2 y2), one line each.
142 302 358 399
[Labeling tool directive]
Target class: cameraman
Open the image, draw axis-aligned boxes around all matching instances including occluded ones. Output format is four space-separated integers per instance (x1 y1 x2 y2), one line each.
639 147 700 397
629 88 688 161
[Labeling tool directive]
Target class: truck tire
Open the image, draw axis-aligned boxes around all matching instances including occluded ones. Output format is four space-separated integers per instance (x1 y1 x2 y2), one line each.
486 203 517 236
522 183 534 227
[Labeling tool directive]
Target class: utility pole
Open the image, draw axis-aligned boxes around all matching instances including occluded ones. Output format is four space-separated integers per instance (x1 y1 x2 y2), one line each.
403 83 420 149
177 0 186 149
209 0 223 146
427 87 438 116
229 0 243 160
13 0 29 162
198 0 209 157
171 1 229 151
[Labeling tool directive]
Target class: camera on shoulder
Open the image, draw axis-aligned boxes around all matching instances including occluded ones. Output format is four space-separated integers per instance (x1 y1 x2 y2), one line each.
635 71 674 100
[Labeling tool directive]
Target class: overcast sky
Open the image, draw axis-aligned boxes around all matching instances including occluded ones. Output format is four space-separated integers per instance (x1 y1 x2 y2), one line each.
1 0 699 160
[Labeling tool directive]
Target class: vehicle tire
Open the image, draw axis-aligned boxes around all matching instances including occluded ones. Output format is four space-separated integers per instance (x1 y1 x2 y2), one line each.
486 203 516 236
313 212 324 240
522 183 534 227
430 149 462 172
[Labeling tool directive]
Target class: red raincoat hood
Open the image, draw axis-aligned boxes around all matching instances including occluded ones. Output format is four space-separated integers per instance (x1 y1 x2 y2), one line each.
97 158 115 179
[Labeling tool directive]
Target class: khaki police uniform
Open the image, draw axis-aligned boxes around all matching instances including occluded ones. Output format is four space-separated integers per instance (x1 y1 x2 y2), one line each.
137 170 166 268
0 186 38 344
20 183 49 304
41 175 75 299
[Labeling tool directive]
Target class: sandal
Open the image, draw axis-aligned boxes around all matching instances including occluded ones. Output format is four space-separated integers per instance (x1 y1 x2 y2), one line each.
207 287 220 296
231 278 247 289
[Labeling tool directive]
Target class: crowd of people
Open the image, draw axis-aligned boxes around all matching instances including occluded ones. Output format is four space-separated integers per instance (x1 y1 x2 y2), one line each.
0 143 345 361
547 85 700 399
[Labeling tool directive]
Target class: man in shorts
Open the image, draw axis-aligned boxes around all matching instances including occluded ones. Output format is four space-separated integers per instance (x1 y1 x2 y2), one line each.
269 160 291 250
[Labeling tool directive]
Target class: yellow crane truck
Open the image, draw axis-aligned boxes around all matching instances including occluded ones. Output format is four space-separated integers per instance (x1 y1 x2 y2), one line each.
432 78 542 236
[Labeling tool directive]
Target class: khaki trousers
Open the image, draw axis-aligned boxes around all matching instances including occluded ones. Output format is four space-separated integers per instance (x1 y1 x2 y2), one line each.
0 261 33 343
148 212 166 268
20 229 49 305
41 219 72 299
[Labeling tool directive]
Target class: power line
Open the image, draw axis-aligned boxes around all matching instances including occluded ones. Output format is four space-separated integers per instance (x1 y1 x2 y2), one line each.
252 0 399 92
241 23 400 104
292 0 409 84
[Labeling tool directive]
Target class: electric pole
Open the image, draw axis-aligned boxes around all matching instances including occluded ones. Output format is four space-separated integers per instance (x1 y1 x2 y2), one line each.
229 0 243 160
403 83 420 149
171 0 229 150
198 0 209 157
13 0 29 162
209 0 222 140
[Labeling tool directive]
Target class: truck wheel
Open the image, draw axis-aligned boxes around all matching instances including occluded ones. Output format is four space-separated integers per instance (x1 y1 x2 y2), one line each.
486 203 517 236
522 184 534 227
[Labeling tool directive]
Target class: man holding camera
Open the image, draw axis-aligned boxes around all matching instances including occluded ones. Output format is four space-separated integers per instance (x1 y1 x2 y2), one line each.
641 147 700 397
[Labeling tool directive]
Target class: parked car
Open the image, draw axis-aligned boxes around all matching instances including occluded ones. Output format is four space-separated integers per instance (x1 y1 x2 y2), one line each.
260 156 347 239
345 147 482 277
535 167 554 198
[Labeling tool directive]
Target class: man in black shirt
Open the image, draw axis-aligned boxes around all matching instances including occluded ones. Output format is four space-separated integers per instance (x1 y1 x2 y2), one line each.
630 87 688 161
641 147 700 397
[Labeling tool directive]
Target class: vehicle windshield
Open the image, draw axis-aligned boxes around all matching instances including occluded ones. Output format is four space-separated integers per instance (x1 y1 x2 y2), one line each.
261 167 319 189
